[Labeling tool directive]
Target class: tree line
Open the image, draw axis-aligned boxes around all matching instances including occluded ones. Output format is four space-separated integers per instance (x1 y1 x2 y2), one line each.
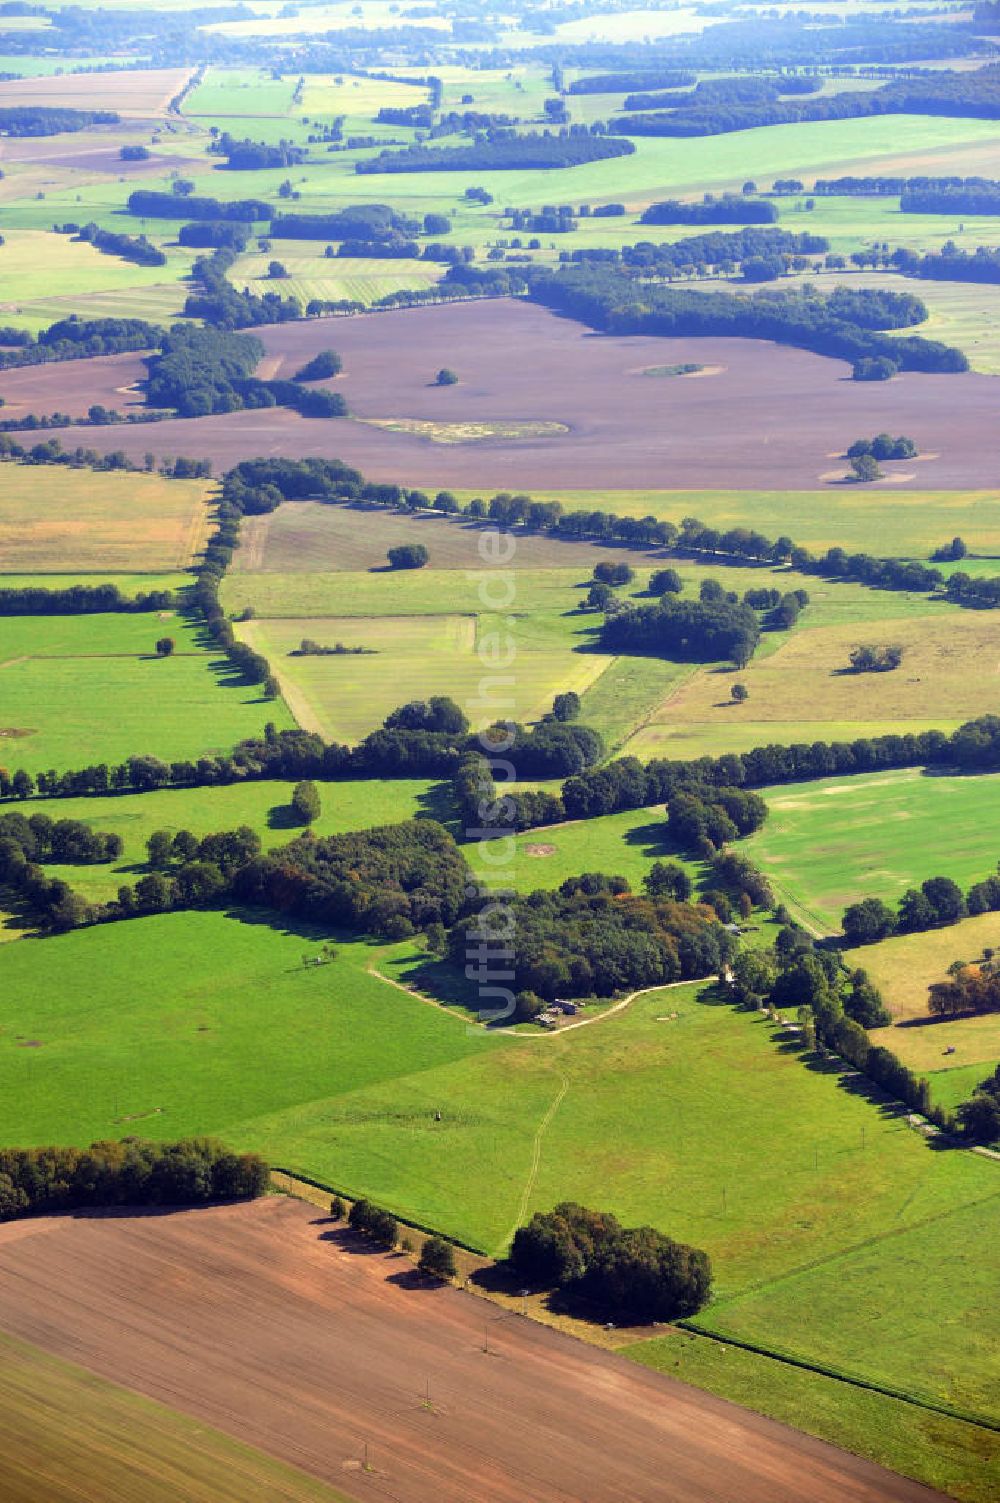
0 1138 268 1221
73 222 166 269
0 315 161 373
842 868 1000 947
355 130 635 174
639 197 778 225
0 582 174 615
210 133 308 171
0 105 118 135
623 73 820 113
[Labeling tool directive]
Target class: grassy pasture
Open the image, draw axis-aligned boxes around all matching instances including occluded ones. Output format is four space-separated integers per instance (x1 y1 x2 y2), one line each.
694 1194 1000 1424
0 229 190 310
0 465 209 574
747 768 1000 935
0 611 292 773
629 1330 998 1503
182 66 298 118
626 609 1000 764
15 777 443 911
0 1332 348 1503
239 610 611 741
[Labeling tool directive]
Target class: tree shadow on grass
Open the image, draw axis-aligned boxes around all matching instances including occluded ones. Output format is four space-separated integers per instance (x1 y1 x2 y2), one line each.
413 780 462 832
266 800 302 831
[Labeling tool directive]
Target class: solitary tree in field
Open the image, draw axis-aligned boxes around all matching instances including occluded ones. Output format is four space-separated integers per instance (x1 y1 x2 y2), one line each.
155 636 175 657
291 780 321 825
435 368 458 386
387 543 429 570
419 1235 457 1281
850 453 883 483
731 682 749 703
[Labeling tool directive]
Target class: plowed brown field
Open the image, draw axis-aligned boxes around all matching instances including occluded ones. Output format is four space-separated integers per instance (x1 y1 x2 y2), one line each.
0 1196 945 1503
7 299 1000 490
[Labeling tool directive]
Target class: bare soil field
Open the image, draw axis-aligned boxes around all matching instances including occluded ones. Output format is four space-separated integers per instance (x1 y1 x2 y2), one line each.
0 68 194 116
21 299 1000 491
235 499 677 573
0 135 199 176
0 1196 945 1503
0 349 148 420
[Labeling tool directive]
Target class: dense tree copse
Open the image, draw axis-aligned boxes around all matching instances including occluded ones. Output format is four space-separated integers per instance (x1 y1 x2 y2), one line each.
145 325 264 417
640 197 778 225
508 1202 711 1322
178 221 253 251
357 132 635 174
127 190 271 222
450 883 733 1001
570 227 828 280
600 595 761 667
210 133 308 171
567 69 696 95
0 1138 268 1221
0 315 162 373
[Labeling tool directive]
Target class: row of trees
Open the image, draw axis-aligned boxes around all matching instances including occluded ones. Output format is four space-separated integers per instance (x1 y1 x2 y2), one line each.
639 196 778 225
843 868 1000 946
356 130 635 174
0 315 161 372
0 582 173 615
569 226 829 280
0 105 118 135
74 222 166 268
0 1138 268 1221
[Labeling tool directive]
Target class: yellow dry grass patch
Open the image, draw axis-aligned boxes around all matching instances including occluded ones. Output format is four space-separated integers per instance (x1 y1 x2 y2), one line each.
847 912 1000 1023
654 613 1000 732
358 417 570 444
0 467 210 573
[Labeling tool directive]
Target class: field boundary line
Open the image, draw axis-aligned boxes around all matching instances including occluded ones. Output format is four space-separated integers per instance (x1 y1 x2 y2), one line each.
497 1072 570 1258
674 1322 1000 1434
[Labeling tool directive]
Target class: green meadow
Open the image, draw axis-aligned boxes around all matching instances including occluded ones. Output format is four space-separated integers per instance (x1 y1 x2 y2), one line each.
0 612 292 773
746 768 1000 935
2 910 996 1430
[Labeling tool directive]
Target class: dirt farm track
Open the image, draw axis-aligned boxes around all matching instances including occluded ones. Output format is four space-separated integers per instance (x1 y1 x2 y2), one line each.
0 1197 946 1503
7 299 1000 490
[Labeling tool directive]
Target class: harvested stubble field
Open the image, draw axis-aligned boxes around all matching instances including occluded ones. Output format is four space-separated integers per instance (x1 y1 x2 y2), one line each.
745 767 1000 936
0 464 209 572
0 1330 348 1503
0 1196 950 1503
23 300 1000 490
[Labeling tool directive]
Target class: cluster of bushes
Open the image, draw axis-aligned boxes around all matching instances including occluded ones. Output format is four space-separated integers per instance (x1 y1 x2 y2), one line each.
0 1139 268 1221
640 197 777 226
0 105 118 135
449 881 734 1000
0 582 173 615
666 785 769 854
0 315 162 372
356 131 635 174
843 867 1000 946
347 1197 399 1247
956 1064 1000 1142
848 643 904 673
75 222 165 268
847 433 917 462
0 810 123 931
929 959 1000 1018
234 818 468 940
111 824 264 920
524 264 966 374
210 133 308 171
509 1203 711 1322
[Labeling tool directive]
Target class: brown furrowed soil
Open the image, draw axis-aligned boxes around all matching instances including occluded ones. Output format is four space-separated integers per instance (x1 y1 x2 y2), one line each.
0 1196 946 1503
0 68 193 116
11 299 1000 491
0 350 149 420
0 135 199 175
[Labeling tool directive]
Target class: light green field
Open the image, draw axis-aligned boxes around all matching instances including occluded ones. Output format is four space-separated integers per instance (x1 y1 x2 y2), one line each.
0 465 209 574
231 247 445 308
694 1194 1000 1424
629 1330 998 1503
0 611 292 773
239 610 610 741
13 777 444 911
746 768 1000 935
0 1332 349 1503
0 228 192 310
182 66 299 118
0 282 189 337
4 911 996 1434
